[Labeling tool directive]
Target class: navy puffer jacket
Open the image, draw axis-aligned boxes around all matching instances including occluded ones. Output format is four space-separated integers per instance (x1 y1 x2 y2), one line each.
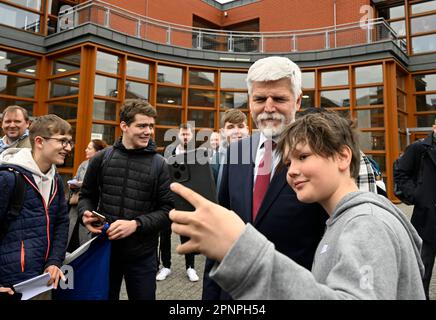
0 165 69 287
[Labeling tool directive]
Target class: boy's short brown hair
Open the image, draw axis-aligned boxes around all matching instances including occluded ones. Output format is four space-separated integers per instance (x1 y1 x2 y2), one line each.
221 109 247 127
29 114 72 149
120 99 157 126
278 109 360 180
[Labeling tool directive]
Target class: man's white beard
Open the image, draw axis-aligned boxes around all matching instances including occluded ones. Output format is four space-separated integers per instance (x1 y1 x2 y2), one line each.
256 112 288 138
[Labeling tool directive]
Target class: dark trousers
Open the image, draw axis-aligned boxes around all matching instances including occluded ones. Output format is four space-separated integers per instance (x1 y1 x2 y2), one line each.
180 235 195 269
109 251 157 300
421 240 436 300
158 228 194 269
158 227 172 268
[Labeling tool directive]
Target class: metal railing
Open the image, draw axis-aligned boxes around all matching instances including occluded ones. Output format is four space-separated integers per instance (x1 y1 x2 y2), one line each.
57 0 406 54
405 127 434 145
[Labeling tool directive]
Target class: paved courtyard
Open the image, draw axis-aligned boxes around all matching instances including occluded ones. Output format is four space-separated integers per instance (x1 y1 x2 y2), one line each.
119 203 435 300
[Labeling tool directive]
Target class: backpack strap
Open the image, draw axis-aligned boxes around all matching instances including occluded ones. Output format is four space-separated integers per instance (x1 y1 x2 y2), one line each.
101 146 115 175
95 146 115 212
0 167 26 240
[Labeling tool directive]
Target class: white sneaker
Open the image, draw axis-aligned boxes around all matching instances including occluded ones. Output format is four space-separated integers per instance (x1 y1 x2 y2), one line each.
186 267 199 282
156 267 171 281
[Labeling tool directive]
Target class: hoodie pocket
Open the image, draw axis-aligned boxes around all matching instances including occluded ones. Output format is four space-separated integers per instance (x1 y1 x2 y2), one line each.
21 240 25 272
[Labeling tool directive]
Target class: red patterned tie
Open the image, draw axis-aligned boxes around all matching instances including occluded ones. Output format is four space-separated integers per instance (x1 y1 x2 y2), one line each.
252 140 275 221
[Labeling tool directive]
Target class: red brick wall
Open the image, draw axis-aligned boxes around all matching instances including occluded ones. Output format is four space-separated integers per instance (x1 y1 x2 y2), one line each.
97 0 372 51
101 0 370 31
99 0 222 26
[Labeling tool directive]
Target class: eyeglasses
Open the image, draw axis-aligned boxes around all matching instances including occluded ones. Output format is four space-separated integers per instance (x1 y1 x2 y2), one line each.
42 137 75 148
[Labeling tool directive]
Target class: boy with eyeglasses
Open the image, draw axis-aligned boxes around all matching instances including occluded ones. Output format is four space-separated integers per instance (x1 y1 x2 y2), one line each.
0 114 72 299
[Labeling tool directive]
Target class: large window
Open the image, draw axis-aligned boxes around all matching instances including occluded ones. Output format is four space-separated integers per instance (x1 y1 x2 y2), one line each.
354 64 385 169
0 49 37 115
397 67 408 151
188 69 216 129
0 2 41 33
301 71 315 110
317 64 386 171
219 71 249 128
378 4 406 37
409 0 436 54
156 64 184 148
414 72 436 127
320 69 350 109
376 0 436 54
0 0 79 35
46 49 80 170
92 50 121 144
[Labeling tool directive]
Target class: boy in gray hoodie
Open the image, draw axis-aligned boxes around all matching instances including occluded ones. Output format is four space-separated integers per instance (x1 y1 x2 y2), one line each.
169 110 425 300
0 114 72 298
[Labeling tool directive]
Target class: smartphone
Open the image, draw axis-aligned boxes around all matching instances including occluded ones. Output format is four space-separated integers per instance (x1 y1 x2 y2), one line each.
91 210 106 220
168 148 217 211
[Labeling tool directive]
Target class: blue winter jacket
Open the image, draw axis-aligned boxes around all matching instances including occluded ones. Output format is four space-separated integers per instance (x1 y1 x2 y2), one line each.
0 165 69 287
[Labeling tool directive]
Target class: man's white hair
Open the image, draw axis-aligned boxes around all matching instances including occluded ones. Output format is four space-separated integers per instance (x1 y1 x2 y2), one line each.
246 56 302 99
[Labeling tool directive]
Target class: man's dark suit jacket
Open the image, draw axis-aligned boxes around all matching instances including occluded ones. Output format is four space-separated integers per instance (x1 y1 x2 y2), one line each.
202 133 328 300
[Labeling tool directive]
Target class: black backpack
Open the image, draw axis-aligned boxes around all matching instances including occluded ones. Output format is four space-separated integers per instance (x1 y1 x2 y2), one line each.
0 167 26 241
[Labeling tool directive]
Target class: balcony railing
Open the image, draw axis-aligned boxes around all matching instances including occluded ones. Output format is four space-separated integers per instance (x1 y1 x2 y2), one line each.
57 0 406 54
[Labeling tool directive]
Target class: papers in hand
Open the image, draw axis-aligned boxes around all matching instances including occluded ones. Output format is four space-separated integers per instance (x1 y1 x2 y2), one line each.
13 273 53 300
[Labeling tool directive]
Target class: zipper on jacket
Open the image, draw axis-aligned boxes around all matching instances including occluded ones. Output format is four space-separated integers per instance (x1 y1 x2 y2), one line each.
21 240 25 272
119 157 131 218
22 175 58 261
45 177 58 260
